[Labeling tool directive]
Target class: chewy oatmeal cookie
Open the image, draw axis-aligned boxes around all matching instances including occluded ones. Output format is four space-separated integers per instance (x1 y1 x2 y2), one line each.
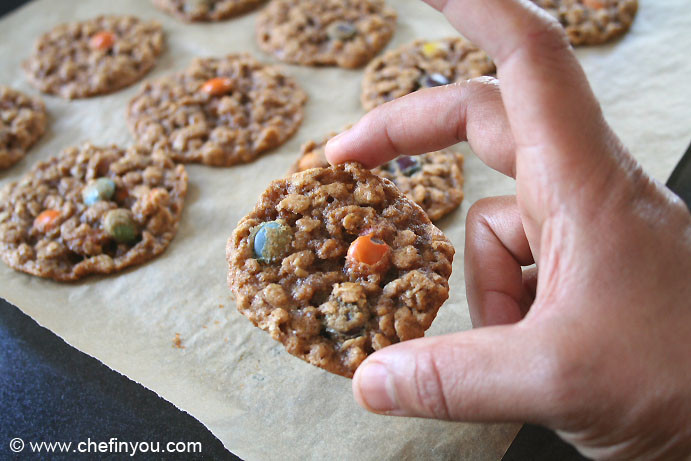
127 54 307 166
0 86 46 170
289 133 464 221
256 0 397 69
227 162 455 377
23 15 164 99
0 143 187 281
531 0 638 45
153 0 264 22
361 37 495 111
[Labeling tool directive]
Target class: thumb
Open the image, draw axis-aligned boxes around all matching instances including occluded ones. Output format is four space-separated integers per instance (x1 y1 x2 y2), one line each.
353 326 554 423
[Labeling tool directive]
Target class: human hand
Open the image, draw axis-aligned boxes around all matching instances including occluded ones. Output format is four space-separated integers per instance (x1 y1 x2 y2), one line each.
324 1 691 459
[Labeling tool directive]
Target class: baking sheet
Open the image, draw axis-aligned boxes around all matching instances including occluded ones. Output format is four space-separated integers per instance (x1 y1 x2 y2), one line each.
1 0 690 459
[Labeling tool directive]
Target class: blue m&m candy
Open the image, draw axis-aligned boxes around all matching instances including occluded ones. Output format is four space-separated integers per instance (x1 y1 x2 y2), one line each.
252 220 293 263
82 177 116 206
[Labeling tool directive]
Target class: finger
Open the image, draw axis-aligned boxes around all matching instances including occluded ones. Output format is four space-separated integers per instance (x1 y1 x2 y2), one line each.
325 77 515 175
423 0 616 187
465 196 534 327
520 266 538 316
352 326 552 423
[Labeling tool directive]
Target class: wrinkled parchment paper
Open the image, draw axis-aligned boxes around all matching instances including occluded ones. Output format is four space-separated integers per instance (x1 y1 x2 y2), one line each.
1 1 690 459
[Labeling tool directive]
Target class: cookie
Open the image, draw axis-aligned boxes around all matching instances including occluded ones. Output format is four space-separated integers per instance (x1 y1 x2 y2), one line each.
126 54 307 166
361 37 495 111
531 0 638 45
227 162 455 377
0 86 47 170
23 15 164 99
256 0 397 69
0 143 187 281
290 133 465 221
152 0 264 22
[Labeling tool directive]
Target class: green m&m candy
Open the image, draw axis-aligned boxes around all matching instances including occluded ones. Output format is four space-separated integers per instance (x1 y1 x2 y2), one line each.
104 208 138 243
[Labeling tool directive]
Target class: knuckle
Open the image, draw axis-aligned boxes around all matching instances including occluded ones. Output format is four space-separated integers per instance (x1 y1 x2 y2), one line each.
466 197 506 234
538 340 590 426
464 201 489 238
525 18 571 56
495 9 571 66
412 349 452 420
466 198 493 224
467 75 499 87
526 3 570 42
464 76 502 103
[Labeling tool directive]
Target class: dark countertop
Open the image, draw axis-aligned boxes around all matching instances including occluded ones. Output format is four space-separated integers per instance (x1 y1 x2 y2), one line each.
0 298 238 460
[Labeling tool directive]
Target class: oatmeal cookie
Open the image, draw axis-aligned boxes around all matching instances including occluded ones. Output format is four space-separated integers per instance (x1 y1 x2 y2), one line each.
361 37 495 111
127 54 307 166
289 133 464 221
256 0 397 69
0 143 187 281
227 162 455 377
152 0 264 22
23 15 164 99
531 0 638 45
0 86 46 170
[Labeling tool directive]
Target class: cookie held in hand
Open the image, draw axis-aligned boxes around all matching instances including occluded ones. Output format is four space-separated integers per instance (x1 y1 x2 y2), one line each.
227 162 454 377
290 132 465 222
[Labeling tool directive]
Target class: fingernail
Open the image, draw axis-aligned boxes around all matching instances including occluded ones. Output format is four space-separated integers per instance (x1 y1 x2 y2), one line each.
357 362 397 412
324 129 352 157
327 130 347 146
324 133 343 165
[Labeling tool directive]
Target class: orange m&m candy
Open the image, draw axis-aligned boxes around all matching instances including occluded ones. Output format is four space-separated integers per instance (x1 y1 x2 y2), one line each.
34 209 61 232
297 152 328 171
90 31 116 51
584 0 605 9
200 77 233 96
347 234 390 265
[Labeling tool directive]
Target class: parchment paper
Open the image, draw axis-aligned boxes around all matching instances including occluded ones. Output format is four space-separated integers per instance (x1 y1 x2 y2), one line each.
1 1 690 460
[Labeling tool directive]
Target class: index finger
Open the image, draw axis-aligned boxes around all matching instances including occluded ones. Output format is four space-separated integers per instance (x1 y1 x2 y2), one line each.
326 78 516 175
327 0 613 189
423 0 610 179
